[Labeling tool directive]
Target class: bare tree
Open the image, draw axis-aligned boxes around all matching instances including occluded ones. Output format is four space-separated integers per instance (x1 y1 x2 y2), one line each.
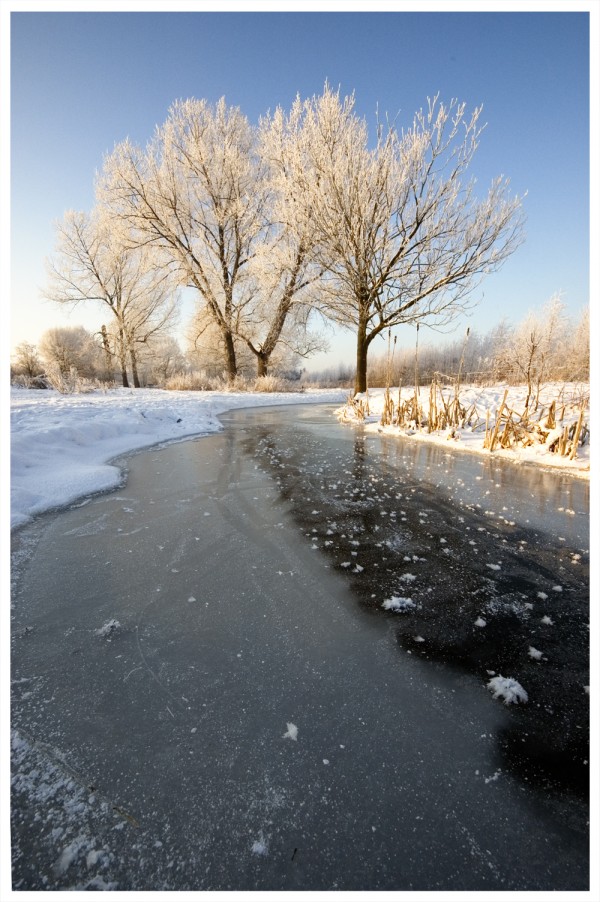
567 306 590 381
231 103 329 377
98 98 269 384
12 342 43 379
186 305 256 380
289 86 525 393
498 294 567 412
44 209 178 387
140 335 187 386
237 242 327 376
38 325 101 378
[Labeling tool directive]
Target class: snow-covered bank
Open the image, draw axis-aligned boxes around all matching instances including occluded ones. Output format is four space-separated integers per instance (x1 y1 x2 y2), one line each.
338 382 591 478
10 386 346 530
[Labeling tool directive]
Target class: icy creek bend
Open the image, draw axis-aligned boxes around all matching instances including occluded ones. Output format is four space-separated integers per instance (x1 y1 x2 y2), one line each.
11 403 589 891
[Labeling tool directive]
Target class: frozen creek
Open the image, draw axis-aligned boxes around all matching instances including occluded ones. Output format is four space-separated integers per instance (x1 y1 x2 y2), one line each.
11 404 589 891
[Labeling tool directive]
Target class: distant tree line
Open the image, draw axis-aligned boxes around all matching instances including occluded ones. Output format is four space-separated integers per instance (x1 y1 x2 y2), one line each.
11 327 187 391
11 297 588 394
31 85 524 393
351 296 590 392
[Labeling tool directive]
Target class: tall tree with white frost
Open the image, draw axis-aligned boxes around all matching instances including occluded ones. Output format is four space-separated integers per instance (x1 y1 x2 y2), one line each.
233 104 328 376
98 98 268 384
289 86 525 394
44 209 178 387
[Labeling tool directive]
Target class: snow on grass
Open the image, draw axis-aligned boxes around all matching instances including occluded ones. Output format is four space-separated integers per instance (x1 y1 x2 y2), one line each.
487 676 529 705
336 382 590 476
10 386 346 530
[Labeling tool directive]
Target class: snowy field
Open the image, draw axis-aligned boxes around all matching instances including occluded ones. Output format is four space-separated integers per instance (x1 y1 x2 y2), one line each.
9 386 346 530
9 381 590 531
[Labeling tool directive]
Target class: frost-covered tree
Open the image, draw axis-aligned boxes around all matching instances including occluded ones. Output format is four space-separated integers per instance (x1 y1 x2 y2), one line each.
38 325 101 378
499 294 567 411
98 98 269 384
186 305 256 380
139 335 187 386
288 86 525 394
11 342 44 379
230 104 329 377
44 209 178 387
567 306 590 381
237 242 327 376
100 97 333 381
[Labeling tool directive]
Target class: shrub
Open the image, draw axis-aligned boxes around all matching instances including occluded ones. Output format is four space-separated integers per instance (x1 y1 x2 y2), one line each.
45 364 103 394
164 370 218 391
253 375 286 393
11 373 51 390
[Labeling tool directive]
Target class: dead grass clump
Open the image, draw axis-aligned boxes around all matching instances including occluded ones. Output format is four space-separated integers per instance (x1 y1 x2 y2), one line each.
483 392 589 459
164 370 219 391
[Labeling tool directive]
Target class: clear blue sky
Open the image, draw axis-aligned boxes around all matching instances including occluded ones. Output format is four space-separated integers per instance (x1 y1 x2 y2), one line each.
6 5 594 370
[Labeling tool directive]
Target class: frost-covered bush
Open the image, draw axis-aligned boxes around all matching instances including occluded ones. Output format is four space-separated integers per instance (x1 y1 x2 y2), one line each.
253 375 286 393
10 373 51 390
164 370 219 391
487 675 528 705
45 364 103 394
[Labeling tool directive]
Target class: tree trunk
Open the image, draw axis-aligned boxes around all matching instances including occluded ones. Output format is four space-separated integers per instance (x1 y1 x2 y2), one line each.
130 345 141 388
117 329 129 388
354 320 369 395
100 325 113 380
257 353 268 378
223 329 237 384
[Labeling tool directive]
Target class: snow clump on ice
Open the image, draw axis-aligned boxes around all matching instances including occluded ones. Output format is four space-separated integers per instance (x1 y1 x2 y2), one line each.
474 617 487 628
282 722 298 741
382 596 416 613
487 675 528 705
251 840 268 856
528 646 543 661
95 619 121 638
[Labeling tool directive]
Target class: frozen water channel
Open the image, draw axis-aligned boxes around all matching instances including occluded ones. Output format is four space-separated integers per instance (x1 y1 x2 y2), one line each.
11 404 589 891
